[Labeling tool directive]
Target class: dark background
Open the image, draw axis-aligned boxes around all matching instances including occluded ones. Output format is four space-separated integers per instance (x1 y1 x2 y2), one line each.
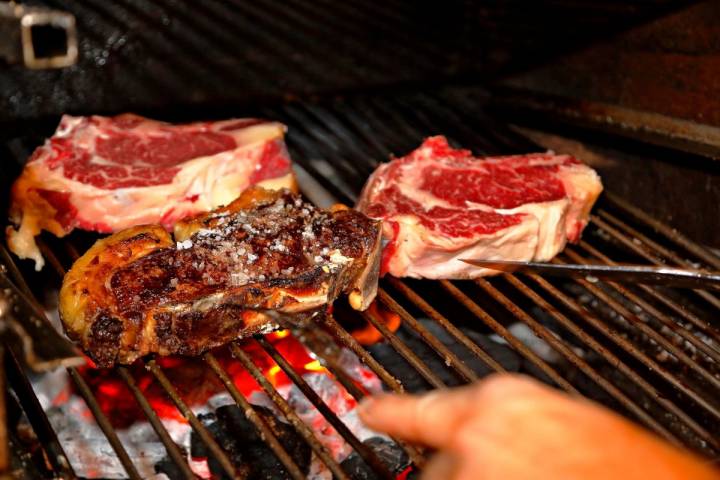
0 0 696 122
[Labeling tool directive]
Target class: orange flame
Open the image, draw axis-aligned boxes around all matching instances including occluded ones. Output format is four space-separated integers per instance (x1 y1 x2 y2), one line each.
351 300 402 346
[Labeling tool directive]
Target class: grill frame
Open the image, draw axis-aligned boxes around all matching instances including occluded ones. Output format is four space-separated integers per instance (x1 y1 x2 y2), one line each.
3 88 720 479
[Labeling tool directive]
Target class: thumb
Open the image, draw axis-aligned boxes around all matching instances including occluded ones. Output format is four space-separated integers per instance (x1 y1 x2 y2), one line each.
357 384 479 448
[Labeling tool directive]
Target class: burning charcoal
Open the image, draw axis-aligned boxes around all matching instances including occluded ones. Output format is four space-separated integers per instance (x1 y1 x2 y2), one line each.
369 318 521 392
155 451 191 480
340 437 411 479
193 405 311 479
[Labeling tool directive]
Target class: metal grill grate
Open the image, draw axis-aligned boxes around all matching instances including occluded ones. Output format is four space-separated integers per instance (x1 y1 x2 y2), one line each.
3 88 720 479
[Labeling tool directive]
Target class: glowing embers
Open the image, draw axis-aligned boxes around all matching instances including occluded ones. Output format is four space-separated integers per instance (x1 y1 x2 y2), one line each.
40 314 397 478
71 330 336 427
348 301 402 346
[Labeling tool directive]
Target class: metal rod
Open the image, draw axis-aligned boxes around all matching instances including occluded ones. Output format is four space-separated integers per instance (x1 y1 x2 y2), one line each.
591 214 720 311
320 314 404 394
597 210 700 268
603 192 720 271
203 352 306 480
551 258 720 421
568 245 720 362
257 337 395 480
229 343 350 480
520 273 720 450
491 277 681 445
360 307 446 390
376 288 478 383
4 347 76 477
4 240 137 478
439 280 578 394
67 367 142 480
0 244 34 298
116 367 195 480
560 252 720 392
578 240 720 342
145 359 240 479
293 333 429 469
386 277 506 373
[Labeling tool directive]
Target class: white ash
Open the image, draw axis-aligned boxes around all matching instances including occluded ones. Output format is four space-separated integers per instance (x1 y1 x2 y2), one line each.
490 322 585 363
29 341 385 479
32 370 192 479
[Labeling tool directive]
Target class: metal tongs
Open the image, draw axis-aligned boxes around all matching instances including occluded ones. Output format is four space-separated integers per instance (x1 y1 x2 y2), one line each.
460 259 720 291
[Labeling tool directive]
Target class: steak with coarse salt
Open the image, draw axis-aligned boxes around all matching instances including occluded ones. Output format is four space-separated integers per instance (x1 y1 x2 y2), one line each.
59 187 382 367
7 114 296 270
356 136 602 279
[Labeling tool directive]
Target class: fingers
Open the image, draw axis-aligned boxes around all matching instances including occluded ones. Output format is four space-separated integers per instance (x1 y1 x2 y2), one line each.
357 374 553 449
420 452 459 480
358 382 480 448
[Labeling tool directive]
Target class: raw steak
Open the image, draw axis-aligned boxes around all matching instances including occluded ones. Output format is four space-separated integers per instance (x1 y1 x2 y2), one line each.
356 136 603 279
7 114 296 270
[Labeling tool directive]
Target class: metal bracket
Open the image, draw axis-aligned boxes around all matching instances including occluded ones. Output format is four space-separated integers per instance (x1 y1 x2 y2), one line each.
0 265 83 372
0 2 77 69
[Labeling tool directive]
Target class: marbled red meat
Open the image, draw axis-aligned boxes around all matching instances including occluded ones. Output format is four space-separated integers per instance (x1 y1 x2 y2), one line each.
357 136 603 279
7 114 296 270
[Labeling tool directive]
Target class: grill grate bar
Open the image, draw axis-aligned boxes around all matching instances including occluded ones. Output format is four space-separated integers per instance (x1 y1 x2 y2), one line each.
67 367 142 480
591 214 720 311
385 278 506 374
597 210 700 268
61 241 200 479
256 337 396 480
116 366 195 480
603 193 720 271
294 333 428 468
521 273 719 450
377 288 479 383
321 314 404 394
360 308 446 389
21 239 143 480
552 257 720 421
5 347 77 478
560 250 720 394
568 246 720 363
439 280 579 394
229 342 350 480
481 277 680 444
577 240 720 342
203 352 307 480
145 359 240 479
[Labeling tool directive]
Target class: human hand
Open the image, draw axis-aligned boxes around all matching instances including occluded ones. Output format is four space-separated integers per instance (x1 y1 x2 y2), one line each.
358 374 718 479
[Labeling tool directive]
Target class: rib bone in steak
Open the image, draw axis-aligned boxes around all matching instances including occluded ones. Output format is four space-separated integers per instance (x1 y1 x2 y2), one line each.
356 136 603 279
7 114 296 270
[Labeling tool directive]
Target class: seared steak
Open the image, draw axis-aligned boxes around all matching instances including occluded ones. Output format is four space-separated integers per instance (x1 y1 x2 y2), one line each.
59 187 382 366
357 136 602 279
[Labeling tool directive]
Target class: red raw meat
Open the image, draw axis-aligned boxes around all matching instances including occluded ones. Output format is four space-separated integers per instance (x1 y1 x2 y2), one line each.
7 114 296 270
357 136 603 279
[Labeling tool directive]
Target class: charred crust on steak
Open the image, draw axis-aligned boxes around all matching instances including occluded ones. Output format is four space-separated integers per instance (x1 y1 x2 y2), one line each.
59 187 382 366
88 312 124 366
